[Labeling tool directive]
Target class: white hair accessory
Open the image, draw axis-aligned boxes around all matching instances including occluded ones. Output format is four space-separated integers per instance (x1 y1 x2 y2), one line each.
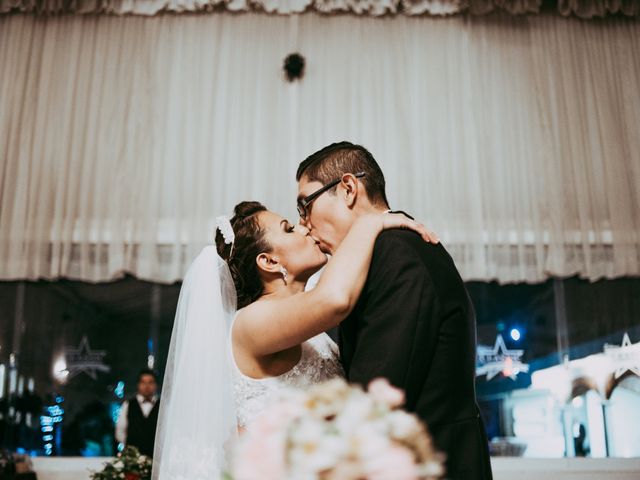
215 216 235 256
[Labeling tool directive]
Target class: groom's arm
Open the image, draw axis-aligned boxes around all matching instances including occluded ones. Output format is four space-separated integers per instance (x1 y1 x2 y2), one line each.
348 230 439 405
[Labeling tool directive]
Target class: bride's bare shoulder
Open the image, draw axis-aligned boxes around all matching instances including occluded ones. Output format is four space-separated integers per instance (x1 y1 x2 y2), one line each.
233 299 278 338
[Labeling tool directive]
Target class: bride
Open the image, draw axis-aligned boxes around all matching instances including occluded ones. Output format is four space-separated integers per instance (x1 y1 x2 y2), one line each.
152 200 436 479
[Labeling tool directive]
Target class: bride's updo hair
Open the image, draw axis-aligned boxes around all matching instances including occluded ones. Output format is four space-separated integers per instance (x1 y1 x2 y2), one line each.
215 201 273 309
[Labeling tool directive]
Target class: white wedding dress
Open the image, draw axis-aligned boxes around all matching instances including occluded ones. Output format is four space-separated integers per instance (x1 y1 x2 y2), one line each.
232 332 345 428
153 247 344 479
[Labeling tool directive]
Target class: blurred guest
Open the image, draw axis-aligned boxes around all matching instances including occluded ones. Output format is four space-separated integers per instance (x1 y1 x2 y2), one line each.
115 369 159 456
64 401 115 456
573 423 589 457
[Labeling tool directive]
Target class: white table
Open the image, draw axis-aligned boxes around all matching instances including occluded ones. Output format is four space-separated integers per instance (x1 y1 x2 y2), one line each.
31 456 640 480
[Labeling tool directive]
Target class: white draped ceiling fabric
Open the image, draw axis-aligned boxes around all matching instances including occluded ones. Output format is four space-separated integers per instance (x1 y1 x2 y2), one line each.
0 10 639 284
1 0 639 17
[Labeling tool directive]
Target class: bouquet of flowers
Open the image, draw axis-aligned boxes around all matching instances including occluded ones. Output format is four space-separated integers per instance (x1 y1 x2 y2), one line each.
90 446 152 480
231 378 444 480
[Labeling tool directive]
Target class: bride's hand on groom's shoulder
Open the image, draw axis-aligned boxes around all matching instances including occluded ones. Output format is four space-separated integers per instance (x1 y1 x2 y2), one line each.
380 211 439 244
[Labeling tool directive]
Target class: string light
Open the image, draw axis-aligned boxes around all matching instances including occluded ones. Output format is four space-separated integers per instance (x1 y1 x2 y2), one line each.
510 328 521 342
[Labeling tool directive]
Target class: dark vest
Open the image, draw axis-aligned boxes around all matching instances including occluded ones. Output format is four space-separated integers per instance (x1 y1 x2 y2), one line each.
126 396 159 457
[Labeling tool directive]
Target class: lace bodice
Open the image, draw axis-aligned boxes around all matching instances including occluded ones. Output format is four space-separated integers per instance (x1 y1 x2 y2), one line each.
232 333 344 427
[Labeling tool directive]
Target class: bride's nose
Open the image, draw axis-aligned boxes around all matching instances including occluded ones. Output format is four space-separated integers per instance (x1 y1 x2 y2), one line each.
294 223 310 236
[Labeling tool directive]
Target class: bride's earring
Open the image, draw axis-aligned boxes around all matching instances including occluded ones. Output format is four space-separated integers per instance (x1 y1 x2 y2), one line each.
280 266 288 284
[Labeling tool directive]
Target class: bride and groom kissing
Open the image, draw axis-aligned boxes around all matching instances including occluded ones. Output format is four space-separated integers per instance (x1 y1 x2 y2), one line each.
153 142 493 480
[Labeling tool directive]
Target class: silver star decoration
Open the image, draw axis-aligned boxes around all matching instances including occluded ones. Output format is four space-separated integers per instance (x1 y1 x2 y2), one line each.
476 334 529 380
64 336 111 380
604 333 640 379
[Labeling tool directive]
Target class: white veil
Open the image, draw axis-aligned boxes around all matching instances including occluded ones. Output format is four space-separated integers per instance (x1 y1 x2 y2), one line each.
152 246 238 480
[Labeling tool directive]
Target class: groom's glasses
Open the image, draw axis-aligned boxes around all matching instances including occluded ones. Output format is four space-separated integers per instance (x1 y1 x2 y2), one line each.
297 172 366 219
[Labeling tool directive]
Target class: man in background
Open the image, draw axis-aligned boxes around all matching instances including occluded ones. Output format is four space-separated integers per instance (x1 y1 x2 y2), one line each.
115 369 159 457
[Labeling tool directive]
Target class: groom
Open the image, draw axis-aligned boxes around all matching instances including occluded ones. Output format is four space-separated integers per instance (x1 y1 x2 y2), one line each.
296 142 493 480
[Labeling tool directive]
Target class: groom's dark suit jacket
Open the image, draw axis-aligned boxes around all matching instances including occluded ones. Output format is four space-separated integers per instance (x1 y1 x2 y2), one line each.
339 229 493 480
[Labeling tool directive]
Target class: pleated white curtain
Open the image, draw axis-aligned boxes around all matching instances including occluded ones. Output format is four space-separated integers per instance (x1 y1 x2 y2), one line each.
1 13 639 283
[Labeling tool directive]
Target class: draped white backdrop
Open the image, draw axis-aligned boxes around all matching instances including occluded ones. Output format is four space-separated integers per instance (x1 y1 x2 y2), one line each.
1 12 639 283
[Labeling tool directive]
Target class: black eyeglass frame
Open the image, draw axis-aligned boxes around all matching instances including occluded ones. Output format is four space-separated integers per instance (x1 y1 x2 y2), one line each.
297 172 366 219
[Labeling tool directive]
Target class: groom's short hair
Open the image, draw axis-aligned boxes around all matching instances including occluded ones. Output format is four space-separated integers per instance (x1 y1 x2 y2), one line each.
296 142 389 208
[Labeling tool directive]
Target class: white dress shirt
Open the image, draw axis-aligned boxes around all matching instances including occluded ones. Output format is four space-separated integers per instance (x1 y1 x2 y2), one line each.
115 394 158 444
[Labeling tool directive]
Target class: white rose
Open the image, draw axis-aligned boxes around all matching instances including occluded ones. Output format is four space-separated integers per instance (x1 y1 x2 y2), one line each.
335 392 374 434
388 411 420 439
418 460 445 478
352 424 390 460
289 421 347 474
290 444 337 475
113 461 124 470
290 417 325 445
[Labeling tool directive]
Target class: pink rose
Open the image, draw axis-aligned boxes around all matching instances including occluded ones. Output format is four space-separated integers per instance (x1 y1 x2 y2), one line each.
364 444 418 480
233 403 296 479
233 429 286 480
368 378 405 408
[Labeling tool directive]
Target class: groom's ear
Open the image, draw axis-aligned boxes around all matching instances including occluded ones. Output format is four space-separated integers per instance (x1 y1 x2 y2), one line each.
256 253 281 275
340 173 359 209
